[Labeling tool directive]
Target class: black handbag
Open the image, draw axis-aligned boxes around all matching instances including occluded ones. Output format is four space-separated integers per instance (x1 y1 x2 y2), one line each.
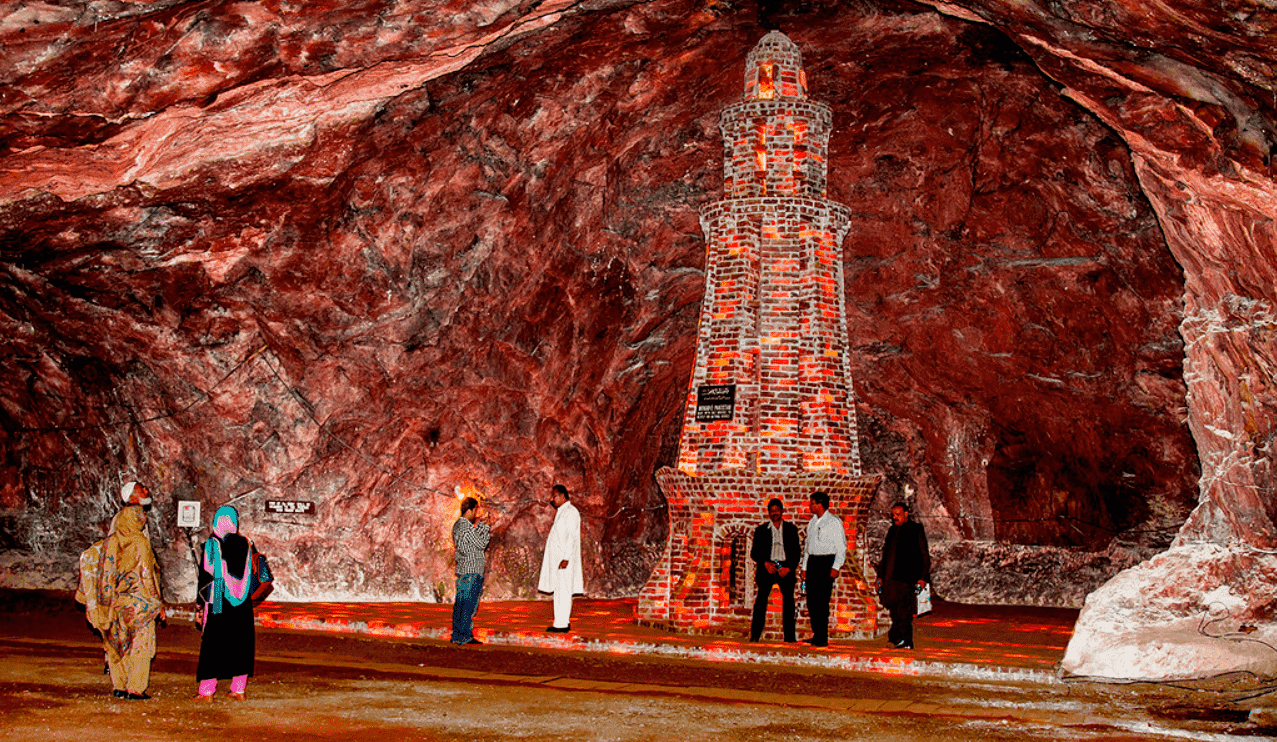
249 546 274 604
196 552 214 610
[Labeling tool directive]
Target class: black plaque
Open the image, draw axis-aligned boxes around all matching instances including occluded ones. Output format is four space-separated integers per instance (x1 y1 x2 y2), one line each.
695 384 737 422
264 500 316 516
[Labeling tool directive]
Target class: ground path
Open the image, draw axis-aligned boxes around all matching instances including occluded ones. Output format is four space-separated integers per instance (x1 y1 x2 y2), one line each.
2 590 1272 740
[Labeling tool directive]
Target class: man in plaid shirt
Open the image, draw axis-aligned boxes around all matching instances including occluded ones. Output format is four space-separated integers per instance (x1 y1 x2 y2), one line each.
451 496 490 645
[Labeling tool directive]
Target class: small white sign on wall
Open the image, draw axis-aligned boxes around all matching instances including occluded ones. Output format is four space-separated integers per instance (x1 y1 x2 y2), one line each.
177 500 201 528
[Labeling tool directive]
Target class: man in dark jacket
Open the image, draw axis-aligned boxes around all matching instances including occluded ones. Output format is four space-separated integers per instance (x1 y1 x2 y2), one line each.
876 501 931 649
750 498 802 642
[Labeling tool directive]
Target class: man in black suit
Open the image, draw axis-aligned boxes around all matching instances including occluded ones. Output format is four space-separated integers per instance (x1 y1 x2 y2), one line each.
749 498 801 642
875 501 932 649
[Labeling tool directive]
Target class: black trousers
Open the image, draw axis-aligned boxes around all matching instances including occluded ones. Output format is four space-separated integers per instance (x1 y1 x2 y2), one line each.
750 568 796 642
805 554 837 645
882 580 917 647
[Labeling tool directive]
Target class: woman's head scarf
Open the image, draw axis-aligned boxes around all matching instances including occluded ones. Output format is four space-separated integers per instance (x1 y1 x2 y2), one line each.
120 480 152 507
212 505 238 537
102 506 153 597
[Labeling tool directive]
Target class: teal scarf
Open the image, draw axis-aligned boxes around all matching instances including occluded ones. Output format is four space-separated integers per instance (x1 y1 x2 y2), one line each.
205 505 252 614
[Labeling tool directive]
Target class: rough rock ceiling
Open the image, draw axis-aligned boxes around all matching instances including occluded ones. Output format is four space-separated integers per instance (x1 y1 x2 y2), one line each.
0 0 1274 677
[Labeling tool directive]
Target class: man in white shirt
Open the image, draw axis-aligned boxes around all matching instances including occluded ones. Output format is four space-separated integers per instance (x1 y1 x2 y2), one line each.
798 490 845 647
537 484 583 633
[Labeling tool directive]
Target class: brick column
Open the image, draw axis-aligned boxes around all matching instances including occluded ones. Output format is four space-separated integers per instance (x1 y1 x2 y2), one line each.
640 31 883 639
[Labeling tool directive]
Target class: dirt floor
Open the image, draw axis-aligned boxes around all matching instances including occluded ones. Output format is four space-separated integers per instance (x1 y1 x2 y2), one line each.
2 590 1275 741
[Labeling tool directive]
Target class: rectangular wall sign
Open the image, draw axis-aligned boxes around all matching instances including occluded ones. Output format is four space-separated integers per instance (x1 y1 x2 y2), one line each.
264 500 316 515
695 384 737 422
177 500 201 528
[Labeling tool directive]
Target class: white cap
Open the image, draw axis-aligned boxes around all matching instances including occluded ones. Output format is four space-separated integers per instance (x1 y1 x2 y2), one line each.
121 481 152 507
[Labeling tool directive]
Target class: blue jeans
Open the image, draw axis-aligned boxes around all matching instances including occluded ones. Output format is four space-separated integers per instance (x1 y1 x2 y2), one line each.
451 572 484 644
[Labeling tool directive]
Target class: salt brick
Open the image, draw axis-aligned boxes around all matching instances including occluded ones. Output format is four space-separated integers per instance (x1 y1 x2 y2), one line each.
641 32 882 636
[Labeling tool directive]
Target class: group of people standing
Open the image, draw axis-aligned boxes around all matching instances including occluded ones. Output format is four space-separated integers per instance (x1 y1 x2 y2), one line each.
451 483 582 644
82 478 928 698
750 493 933 648
453 484 931 650
76 482 271 701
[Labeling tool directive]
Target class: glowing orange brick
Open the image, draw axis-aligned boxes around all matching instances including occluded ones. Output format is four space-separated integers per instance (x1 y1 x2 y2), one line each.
639 31 880 639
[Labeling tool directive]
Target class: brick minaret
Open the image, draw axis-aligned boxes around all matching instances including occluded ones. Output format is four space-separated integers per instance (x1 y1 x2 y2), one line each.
639 31 883 638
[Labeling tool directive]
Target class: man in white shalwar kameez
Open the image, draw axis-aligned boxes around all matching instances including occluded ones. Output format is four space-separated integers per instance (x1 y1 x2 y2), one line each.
537 484 583 632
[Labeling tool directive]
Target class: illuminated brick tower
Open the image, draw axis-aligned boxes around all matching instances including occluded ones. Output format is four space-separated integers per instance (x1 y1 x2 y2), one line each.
639 32 883 638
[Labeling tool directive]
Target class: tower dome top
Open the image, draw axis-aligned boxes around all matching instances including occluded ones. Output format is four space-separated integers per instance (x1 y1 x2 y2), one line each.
752 30 800 56
743 31 807 101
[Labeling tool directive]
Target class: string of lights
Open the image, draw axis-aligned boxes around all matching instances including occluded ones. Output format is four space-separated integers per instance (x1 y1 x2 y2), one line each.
254 350 665 522
12 338 664 522
12 343 271 434
252 350 458 503
910 512 1182 535
8 345 1262 539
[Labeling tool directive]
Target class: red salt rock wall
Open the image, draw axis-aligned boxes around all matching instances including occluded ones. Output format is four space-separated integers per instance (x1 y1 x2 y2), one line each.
3 0 1255 624
928 0 1277 679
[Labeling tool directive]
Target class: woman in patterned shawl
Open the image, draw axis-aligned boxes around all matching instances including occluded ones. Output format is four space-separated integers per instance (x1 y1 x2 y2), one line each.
84 504 165 700
194 505 260 701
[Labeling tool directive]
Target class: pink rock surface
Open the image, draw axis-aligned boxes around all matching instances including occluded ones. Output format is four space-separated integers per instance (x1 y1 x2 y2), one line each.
1062 543 1277 680
0 0 1271 672
937 0 1277 678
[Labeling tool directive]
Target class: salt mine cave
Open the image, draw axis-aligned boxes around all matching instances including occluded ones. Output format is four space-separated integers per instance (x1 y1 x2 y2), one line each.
0 0 1274 682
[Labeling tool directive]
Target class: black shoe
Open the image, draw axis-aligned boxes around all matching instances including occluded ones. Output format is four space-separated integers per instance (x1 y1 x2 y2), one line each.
465 638 482 645
809 639 827 647
112 690 126 698
893 640 913 649
546 625 570 633
126 692 152 700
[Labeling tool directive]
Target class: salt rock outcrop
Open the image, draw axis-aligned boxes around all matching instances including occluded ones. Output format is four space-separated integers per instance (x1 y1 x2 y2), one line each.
926 0 1277 680
0 0 1271 680
1061 544 1277 680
